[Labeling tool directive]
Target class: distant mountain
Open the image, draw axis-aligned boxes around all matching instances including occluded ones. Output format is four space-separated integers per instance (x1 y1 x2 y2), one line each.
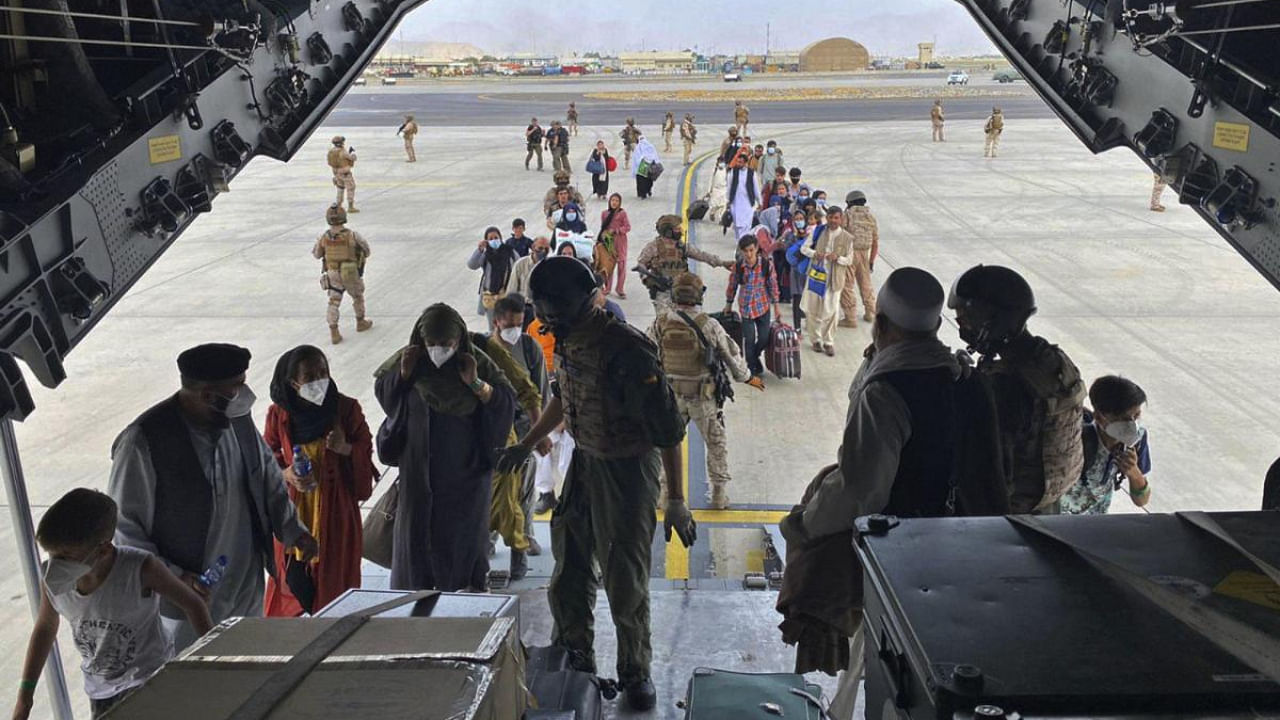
375 40 489 59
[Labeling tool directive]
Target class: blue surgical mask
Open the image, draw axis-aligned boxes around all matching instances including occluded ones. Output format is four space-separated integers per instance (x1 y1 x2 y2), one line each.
566 212 578 222
488 239 502 250
795 219 807 229
766 147 776 155
817 199 827 208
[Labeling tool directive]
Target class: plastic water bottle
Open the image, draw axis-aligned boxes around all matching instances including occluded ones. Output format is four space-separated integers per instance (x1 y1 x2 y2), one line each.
198 555 228 588
292 445 313 489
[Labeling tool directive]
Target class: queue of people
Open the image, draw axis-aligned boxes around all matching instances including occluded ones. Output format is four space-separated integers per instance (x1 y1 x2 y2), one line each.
13 100 1192 720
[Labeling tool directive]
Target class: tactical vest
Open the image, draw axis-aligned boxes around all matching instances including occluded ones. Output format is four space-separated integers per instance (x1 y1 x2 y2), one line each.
987 114 1004 133
655 312 712 397
403 122 418 138
987 340 1085 513
649 240 689 280
322 229 357 270
327 146 351 169
556 311 652 459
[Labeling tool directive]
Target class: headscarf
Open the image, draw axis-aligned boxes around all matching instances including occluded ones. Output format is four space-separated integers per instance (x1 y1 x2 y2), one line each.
483 226 515 294
632 137 659 178
270 345 339 443
556 203 588 234
374 304 513 416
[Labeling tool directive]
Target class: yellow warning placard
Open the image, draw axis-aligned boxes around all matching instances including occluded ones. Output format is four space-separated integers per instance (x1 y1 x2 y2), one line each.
1214 570 1280 611
1212 122 1250 152
148 135 182 164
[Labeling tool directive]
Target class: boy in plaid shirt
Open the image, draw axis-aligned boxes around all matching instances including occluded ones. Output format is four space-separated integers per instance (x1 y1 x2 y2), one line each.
725 234 782 383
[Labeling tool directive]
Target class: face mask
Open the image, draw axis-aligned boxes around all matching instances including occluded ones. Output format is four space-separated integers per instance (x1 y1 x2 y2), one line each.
1104 419 1144 448
799 195 809 202
565 213 578 222
487 239 502 250
817 199 827 207
224 387 256 418
499 327 522 345
767 147 776 155
427 346 456 368
795 220 807 229
534 248 548 261
297 378 330 406
44 557 93 595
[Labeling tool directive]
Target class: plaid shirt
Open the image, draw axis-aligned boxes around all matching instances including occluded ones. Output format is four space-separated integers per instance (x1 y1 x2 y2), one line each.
727 256 779 319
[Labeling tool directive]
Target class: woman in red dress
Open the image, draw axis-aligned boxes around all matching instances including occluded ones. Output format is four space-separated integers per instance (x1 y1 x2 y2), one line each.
263 345 375 615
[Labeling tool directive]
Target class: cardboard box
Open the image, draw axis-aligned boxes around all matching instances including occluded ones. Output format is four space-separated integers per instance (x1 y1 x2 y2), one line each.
105 615 526 719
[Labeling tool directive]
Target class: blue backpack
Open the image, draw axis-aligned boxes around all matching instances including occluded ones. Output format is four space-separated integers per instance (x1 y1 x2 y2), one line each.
786 225 824 278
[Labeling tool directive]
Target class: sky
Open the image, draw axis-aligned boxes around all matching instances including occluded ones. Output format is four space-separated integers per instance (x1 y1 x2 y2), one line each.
395 0 1000 58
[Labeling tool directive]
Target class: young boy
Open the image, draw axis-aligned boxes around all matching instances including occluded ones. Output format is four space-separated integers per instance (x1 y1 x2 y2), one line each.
507 218 533 257
14 489 213 719
1058 376 1153 514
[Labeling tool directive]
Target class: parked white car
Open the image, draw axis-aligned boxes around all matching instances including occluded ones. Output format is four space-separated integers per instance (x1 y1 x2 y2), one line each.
723 71 742 82
947 70 969 85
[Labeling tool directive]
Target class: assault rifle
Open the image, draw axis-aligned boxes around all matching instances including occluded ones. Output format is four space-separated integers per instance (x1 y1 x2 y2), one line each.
633 265 673 296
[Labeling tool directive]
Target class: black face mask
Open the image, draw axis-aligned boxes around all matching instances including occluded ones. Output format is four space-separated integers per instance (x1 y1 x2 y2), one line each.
535 294 593 339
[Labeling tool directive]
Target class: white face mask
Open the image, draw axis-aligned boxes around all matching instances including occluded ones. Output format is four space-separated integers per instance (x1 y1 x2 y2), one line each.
1104 419 1144 448
43 545 106 595
565 213 578 222
499 327 522 345
427 346 456 368
224 387 256 418
487 239 502 250
297 378 330 406
766 147 776 155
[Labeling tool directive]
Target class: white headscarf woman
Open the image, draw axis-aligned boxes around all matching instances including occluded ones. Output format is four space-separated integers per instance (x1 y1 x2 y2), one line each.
632 133 661 199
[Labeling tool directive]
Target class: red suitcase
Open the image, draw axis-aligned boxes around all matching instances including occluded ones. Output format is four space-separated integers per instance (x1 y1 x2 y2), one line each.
766 323 801 379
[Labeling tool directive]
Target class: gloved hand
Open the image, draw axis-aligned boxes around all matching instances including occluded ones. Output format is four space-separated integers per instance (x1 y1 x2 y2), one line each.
663 499 697 548
495 443 534 475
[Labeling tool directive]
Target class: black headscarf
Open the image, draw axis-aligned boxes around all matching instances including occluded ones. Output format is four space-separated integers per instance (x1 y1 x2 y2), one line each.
482 226 515 294
269 345 339 443
555 203 588 234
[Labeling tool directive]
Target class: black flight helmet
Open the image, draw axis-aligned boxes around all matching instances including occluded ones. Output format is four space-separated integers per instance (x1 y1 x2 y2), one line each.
947 264 1037 355
529 256 597 337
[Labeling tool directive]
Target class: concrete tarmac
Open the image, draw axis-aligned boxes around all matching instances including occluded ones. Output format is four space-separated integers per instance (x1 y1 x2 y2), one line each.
3 114 1278 719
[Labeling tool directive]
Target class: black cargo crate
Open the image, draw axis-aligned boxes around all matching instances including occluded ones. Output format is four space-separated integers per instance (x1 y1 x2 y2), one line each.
855 512 1280 719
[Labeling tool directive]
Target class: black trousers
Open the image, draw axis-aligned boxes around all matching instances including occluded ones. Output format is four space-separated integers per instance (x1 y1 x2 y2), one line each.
741 313 772 377
592 173 609 198
636 174 654 199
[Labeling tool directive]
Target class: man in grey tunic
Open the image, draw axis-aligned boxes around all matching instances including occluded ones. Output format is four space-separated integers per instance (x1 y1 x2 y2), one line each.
108 343 316 648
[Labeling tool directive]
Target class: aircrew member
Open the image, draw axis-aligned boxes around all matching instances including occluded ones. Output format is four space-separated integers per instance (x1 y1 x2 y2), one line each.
496 257 696 712
326 135 358 212
314 204 372 344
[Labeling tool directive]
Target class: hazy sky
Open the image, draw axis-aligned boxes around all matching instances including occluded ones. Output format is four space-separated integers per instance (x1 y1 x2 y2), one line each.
396 0 999 57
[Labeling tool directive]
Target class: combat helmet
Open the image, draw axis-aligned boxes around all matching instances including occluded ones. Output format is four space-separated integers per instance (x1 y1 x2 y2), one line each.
655 214 684 240
529 256 597 335
331 135 345 145
728 126 739 137
671 272 705 306
626 116 636 125
553 169 571 186
947 264 1036 355
326 203 347 225
845 190 867 206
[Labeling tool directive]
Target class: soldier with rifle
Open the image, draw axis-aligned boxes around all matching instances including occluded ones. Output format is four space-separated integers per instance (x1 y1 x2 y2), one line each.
649 272 762 509
634 215 732 314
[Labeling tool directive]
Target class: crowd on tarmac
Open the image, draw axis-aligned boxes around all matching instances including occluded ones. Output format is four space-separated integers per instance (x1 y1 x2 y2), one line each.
14 98 1192 720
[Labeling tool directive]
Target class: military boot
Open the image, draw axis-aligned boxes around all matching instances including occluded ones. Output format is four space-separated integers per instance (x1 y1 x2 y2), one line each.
623 679 657 712
707 484 730 510
347 204 360 213
356 318 373 332
329 326 343 345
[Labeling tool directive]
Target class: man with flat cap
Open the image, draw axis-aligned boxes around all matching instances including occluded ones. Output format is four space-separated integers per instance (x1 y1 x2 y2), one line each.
777 268 1008 719
109 343 317 648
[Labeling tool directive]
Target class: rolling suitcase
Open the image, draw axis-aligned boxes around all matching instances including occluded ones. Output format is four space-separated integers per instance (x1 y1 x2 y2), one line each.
709 310 743 353
765 323 801 379
681 668 827 719
525 646 612 720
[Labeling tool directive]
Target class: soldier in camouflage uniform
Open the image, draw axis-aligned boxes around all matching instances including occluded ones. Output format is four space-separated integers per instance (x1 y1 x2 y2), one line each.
680 113 698 165
662 112 676 153
1150 173 1167 212
567 102 579 136
734 100 750 136
948 264 1085 514
620 118 640 170
839 190 880 328
931 99 945 142
649 273 761 509
495 257 696 713
543 170 586 228
398 114 418 162
314 204 372 344
635 214 732 314
984 107 1004 158
326 136 358 212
